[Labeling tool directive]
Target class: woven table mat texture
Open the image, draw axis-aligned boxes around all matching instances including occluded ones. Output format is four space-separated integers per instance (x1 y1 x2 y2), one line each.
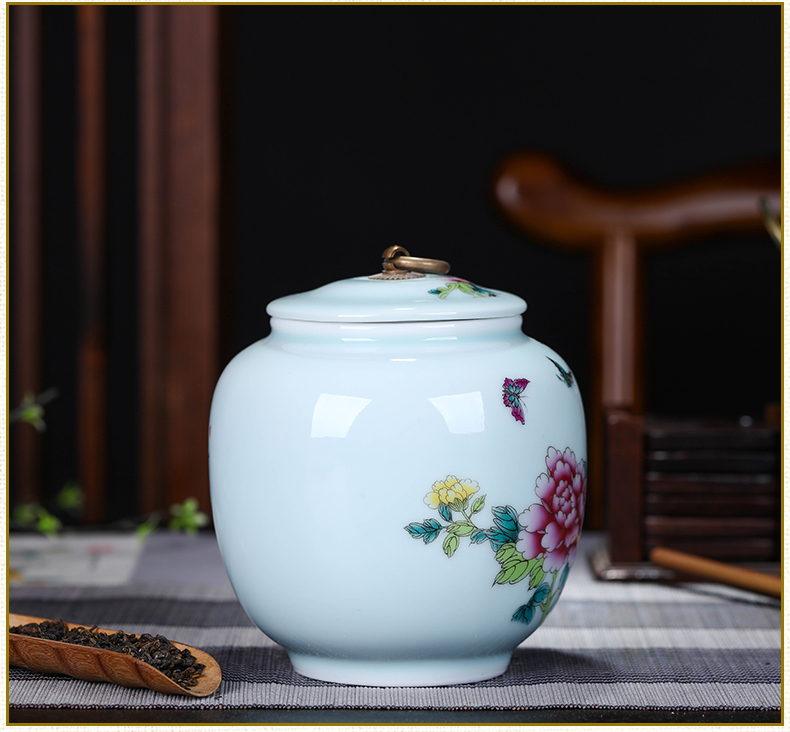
8 532 781 711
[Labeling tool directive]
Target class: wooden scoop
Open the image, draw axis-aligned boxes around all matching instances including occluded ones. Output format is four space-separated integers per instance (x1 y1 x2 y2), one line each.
9 613 221 697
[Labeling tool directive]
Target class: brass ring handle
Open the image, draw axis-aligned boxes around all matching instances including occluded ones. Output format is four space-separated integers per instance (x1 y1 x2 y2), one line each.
381 246 451 275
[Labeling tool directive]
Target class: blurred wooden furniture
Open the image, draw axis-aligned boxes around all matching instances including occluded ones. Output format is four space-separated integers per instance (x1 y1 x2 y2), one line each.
10 6 226 521
599 410 780 575
493 153 780 567
10 6 44 506
137 6 224 515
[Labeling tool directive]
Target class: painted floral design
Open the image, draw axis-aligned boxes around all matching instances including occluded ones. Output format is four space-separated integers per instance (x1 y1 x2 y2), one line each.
428 278 497 299
404 446 585 625
502 378 529 424
425 475 480 510
516 447 587 572
548 357 574 387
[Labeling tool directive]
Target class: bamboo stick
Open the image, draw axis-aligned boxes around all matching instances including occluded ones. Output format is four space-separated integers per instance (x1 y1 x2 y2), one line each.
649 546 781 598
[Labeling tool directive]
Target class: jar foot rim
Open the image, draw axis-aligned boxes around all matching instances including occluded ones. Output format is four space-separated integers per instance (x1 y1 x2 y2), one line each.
287 651 512 687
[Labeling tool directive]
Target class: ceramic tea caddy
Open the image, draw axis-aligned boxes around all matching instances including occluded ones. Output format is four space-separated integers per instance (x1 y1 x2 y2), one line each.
209 247 586 686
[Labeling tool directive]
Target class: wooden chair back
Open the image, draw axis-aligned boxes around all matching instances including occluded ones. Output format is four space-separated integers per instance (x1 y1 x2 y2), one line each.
493 152 780 532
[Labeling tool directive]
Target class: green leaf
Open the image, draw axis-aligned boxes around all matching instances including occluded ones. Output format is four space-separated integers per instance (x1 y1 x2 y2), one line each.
10 390 58 432
533 583 551 605
528 565 546 590
56 482 84 511
494 565 517 585
19 407 45 431
136 517 159 542
507 559 532 584
494 557 531 585
443 533 459 558
512 604 535 624
447 521 476 537
35 508 62 538
13 503 40 527
495 542 519 566
502 556 523 570
168 497 209 535
449 498 465 512
438 502 453 522
470 494 486 515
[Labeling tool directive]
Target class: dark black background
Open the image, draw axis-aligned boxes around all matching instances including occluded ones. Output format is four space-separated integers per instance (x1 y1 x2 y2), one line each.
11 5 782 518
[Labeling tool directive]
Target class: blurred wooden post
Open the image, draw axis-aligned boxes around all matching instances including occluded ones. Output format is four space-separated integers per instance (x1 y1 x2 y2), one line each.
138 6 220 514
10 5 43 505
604 410 644 563
76 5 107 523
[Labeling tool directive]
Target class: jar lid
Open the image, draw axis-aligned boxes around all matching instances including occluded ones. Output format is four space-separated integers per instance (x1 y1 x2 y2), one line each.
267 247 527 323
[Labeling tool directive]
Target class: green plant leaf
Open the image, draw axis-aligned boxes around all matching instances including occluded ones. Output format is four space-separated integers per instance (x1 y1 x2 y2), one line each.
528 563 545 589
494 557 531 585
495 542 519 565
443 533 459 558
508 559 532 584
447 521 476 537
35 508 62 538
9 390 59 432
470 494 486 515
502 554 525 570
13 503 40 527
17 405 45 432
512 604 535 624
533 583 551 605
494 565 516 585
136 517 159 542
168 497 209 535
56 482 84 511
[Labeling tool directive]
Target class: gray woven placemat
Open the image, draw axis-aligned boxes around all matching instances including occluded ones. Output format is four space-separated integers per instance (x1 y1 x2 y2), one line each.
9 532 781 711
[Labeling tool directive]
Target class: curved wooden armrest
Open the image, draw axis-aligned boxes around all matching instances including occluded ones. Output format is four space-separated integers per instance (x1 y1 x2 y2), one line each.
494 152 780 248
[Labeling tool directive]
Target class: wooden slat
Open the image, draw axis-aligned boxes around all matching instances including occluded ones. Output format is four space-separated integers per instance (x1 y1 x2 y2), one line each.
644 450 778 474
76 6 107 523
165 6 219 509
599 229 639 410
604 409 644 563
644 516 777 538
138 6 167 515
644 418 779 451
138 6 220 514
644 493 777 517
10 6 43 505
645 472 777 494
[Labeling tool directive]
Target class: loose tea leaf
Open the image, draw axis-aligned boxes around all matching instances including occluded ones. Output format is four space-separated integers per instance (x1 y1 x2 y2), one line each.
10 618 205 689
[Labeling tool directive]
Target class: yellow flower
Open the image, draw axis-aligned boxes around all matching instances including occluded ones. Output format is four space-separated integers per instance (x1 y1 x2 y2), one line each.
424 475 480 509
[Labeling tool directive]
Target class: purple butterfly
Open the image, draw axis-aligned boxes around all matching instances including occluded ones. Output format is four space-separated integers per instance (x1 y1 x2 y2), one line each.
502 378 530 424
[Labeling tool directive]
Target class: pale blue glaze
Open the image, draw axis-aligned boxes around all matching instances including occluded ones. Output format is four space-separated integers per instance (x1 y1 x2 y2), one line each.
266 273 527 322
210 276 586 686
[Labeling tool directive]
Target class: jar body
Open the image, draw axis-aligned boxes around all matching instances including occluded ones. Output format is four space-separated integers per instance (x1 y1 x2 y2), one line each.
209 316 586 686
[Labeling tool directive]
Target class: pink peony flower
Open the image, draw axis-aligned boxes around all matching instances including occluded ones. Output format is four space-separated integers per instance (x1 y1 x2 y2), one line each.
516 447 586 572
